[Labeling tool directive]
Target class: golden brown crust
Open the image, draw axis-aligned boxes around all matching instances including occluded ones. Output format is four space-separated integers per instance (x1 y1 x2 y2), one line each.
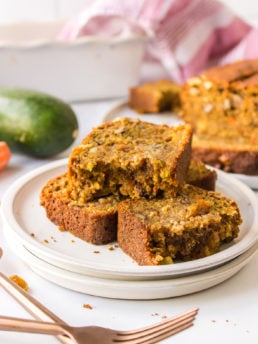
117 184 241 266
129 79 181 113
118 203 155 265
40 174 119 245
192 142 258 175
203 58 258 84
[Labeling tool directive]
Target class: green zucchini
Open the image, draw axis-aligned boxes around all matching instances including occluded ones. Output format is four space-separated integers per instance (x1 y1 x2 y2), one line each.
0 88 78 158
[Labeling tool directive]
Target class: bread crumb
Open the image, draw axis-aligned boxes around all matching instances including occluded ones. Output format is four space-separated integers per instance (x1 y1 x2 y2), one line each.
44 239 49 243
151 313 159 316
93 250 100 254
9 275 29 291
83 304 93 310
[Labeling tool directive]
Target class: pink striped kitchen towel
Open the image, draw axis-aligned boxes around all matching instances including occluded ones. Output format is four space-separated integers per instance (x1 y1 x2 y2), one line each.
58 0 254 83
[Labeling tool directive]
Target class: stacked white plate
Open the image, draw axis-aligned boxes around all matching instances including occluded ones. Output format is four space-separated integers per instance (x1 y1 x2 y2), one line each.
1 159 258 300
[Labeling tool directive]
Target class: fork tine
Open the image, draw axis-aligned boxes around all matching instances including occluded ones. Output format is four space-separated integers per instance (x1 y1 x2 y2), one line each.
126 321 194 344
115 308 198 342
114 318 195 344
114 308 198 344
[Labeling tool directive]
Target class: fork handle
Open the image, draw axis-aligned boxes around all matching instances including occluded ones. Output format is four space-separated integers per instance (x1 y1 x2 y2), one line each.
0 316 69 337
0 272 70 344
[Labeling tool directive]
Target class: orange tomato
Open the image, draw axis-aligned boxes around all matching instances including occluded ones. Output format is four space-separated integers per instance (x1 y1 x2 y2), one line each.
0 141 11 171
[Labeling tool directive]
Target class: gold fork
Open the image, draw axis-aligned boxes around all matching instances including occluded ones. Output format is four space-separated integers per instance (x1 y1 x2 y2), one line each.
0 248 198 344
0 309 198 344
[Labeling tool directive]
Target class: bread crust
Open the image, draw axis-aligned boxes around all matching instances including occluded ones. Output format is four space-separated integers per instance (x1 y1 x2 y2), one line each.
192 142 258 175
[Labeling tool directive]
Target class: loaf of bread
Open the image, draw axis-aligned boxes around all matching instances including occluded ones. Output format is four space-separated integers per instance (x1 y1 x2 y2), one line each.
129 79 181 113
117 184 242 265
68 118 193 203
180 58 258 174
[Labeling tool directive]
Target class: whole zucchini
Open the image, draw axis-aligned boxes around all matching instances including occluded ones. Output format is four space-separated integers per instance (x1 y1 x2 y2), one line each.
0 88 78 158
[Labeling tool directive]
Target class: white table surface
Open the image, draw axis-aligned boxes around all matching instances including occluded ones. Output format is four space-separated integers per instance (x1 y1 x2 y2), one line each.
0 98 258 344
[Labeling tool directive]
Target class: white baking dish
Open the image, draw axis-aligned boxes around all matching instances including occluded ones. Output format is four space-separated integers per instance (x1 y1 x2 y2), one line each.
0 21 147 102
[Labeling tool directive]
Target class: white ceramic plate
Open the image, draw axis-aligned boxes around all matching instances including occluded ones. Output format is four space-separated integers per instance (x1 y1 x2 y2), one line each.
228 173 258 190
103 101 183 127
5 235 258 300
104 102 258 189
1 159 258 280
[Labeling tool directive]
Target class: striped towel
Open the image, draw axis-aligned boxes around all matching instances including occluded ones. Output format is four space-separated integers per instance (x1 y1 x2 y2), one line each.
58 0 253 83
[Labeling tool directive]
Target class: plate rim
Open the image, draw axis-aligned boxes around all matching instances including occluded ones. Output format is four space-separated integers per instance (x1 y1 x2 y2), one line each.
6 235 258 299
228 172 258 189
1 158 258 279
